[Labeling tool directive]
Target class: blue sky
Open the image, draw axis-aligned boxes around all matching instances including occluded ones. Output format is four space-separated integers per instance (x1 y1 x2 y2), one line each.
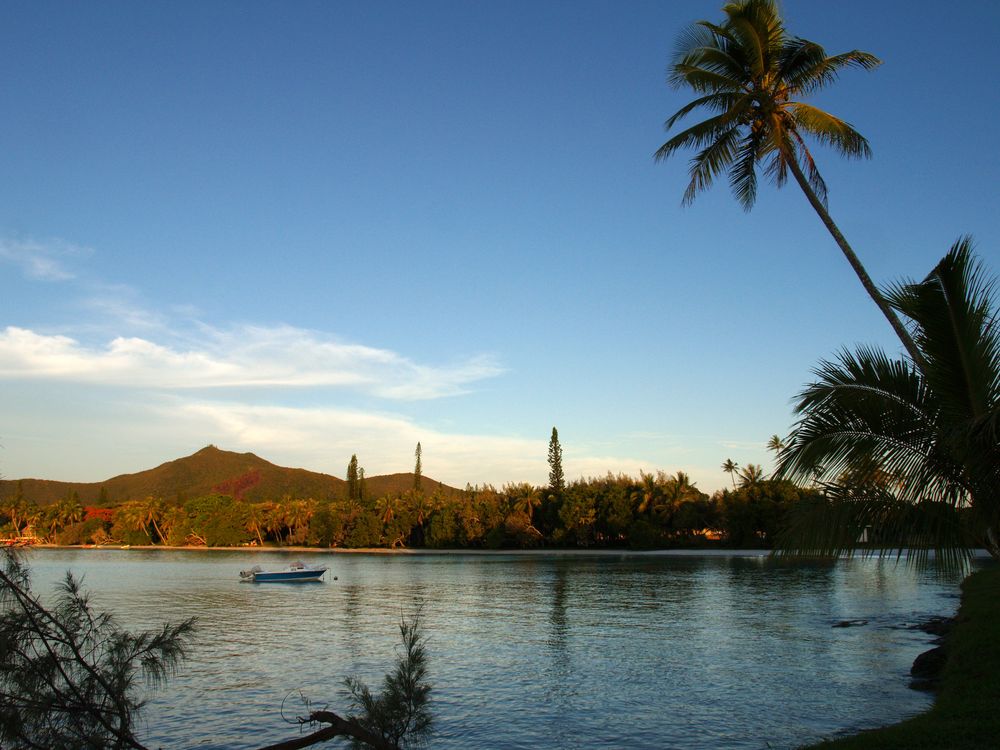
1 1 997 493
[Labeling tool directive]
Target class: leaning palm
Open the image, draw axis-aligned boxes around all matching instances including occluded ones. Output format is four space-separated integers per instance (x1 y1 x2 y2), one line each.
777 239 1000 565
656 0 922 367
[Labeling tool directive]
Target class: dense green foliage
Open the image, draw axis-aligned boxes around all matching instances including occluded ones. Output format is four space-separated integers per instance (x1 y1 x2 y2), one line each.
2 469 824 551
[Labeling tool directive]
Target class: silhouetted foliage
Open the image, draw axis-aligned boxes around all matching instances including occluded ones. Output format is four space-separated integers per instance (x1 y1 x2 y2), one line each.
0 550 195 750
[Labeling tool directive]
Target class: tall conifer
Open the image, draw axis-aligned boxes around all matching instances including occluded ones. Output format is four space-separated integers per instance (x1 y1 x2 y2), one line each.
347 454 360 501
414 442 423 492
548 427 565 494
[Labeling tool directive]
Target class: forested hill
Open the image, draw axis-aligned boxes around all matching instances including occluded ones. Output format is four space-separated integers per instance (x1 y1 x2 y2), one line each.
0 446 458 507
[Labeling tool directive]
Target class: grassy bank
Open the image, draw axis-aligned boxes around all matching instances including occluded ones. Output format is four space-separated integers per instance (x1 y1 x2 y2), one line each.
804 567 1000 749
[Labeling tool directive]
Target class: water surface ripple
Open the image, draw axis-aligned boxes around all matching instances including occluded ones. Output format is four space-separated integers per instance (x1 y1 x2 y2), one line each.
24 549 972 749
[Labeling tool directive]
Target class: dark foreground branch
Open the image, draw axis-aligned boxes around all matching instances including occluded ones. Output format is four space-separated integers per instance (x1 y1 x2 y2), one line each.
256 711 397 750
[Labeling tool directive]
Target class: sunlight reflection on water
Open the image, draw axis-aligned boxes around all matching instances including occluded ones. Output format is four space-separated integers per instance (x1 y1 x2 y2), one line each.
23 549 975 749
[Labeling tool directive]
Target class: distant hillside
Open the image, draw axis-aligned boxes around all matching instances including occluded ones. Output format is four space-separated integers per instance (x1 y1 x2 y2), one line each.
0 446 460 507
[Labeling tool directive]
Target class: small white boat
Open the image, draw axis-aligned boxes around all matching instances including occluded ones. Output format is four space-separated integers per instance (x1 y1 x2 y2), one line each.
239 561 328 583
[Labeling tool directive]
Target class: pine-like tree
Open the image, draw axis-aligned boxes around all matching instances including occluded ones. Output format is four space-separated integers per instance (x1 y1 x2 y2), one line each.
414 443 423 492
347 455 360 502
548 427 565 494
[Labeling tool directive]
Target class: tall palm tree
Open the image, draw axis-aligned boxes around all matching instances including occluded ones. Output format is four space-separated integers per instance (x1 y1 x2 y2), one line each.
656 0 922 367
721 458 739 489
777 239 1000 563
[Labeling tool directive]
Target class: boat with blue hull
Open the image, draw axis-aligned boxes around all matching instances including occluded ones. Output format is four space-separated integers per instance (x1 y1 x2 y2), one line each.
239 561 328 583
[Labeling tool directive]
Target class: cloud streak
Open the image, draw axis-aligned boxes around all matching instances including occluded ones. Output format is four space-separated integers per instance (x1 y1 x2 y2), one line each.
0 238 84 281
0 325 504 399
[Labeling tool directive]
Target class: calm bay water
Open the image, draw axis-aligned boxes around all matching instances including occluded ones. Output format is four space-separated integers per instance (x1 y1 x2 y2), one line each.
22 549 974 749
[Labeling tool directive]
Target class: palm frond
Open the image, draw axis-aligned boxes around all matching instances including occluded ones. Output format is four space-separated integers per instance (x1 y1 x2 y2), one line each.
780 39 881 95
669 22 746 90
727 15 767 78
884 238 1000 509
729 131 764 210
763 125 793 190
886 238 1000 421
664 92 745 130
725 0 785 79
655 110 741 161
682 126 743 205
788 102 872 159
669 64 746 95
777 345 966 505
777 484 975 570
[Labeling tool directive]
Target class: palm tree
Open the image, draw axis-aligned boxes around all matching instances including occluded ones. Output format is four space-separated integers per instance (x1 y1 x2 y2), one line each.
634 471 664 515
721 458 739 489
500 483 541 526
766 435 786 477
244 503 266 546
138 496 165 544
285 499 314 543
738 464 765 489
656 0 922 367
377 494 397 527
777 239 1000 563
263 500 286 545
766 435 785 456
409 490 435 529
664 471 702 505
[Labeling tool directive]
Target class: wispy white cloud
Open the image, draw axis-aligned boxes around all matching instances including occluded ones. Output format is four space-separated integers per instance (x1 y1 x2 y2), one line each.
0 324 504 399
80 283 172 332
0 237 86 281
718 439 767 453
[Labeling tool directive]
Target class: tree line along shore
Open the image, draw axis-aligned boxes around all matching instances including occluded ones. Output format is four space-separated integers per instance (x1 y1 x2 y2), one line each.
0 460 976 553
0 460 815 551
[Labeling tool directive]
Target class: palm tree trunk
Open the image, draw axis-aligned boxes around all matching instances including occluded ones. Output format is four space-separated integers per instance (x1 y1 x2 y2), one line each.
151 519 164 545
786 157 925 371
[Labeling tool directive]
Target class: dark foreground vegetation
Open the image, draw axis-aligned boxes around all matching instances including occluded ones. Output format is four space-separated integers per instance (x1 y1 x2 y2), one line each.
803 567 1000 750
